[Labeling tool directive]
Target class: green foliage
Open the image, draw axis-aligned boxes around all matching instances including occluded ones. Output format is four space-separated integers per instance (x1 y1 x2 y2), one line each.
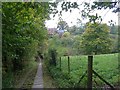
57 20 68 30
81 22 112 55
50 2 118 25
73 35 82 54
62 32 70 37
48 23 117 56
110 34 118 53
2 71 14 88
2 2 49 88
50 2 79 17
48 34 76 56
61 36 73 47
49 66 75 88
91 2 118 13
48 48 57 66
109 25 118 35
66 25 85 35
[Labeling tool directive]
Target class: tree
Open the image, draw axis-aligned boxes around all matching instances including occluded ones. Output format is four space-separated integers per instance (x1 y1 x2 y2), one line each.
73 35 82 54
62 32 70 37
109 25 118 35
68 25 77 35
2 2 49 87
51 1 119 27
68 25 85 35
91 2 119 13
81 22 112 55
57 19 69 30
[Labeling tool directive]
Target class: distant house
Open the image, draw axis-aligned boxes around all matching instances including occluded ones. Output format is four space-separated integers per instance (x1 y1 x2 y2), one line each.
47 28 67 38
47 28 57 36
57 29 64 38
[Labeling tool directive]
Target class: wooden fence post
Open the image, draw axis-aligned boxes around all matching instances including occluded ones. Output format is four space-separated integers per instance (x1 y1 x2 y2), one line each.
68 56 70 74
87 55 93 90
60 57 61 70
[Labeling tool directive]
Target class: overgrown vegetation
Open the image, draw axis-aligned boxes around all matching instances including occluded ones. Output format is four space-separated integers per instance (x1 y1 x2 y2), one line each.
14 61 39 89
2 2 49 88
43 61 57 88
81 22 112 55
45 10 118 89
2 1 119 89
47 23 118 56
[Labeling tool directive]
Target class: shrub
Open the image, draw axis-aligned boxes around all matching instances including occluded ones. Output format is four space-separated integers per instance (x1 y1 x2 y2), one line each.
48 48 57 66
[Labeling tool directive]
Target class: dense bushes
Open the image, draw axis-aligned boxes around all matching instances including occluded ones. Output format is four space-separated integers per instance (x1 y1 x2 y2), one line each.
48 48 57 66
44 48 58 70
2 2 49 88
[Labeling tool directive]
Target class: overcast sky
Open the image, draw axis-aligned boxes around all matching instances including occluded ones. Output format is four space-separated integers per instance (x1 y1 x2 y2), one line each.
45 0 118 28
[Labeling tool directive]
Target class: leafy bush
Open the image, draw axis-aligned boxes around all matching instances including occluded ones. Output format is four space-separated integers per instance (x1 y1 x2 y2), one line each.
2 2 49 88
48 48 57 66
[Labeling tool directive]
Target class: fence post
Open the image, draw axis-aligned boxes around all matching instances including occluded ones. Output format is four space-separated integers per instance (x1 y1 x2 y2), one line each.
68 56 70 74
87 55 93 90
60 57 61 70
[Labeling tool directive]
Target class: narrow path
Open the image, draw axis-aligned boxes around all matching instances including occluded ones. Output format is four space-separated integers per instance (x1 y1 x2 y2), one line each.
32 58 43 89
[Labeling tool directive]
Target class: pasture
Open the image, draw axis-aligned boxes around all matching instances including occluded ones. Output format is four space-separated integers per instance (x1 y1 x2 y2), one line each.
55 53 119 88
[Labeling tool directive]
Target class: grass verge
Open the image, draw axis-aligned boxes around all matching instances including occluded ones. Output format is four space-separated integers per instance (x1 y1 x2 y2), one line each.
43 61 57 88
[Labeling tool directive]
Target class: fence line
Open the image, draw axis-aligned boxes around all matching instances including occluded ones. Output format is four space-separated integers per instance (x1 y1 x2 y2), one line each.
59 55 115 89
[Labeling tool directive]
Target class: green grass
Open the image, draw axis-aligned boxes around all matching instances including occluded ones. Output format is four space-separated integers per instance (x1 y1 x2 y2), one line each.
43 62 57 88
56 53 119 88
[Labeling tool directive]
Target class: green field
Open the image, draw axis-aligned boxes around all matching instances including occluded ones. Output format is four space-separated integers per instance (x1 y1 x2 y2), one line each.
53 53 119 88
